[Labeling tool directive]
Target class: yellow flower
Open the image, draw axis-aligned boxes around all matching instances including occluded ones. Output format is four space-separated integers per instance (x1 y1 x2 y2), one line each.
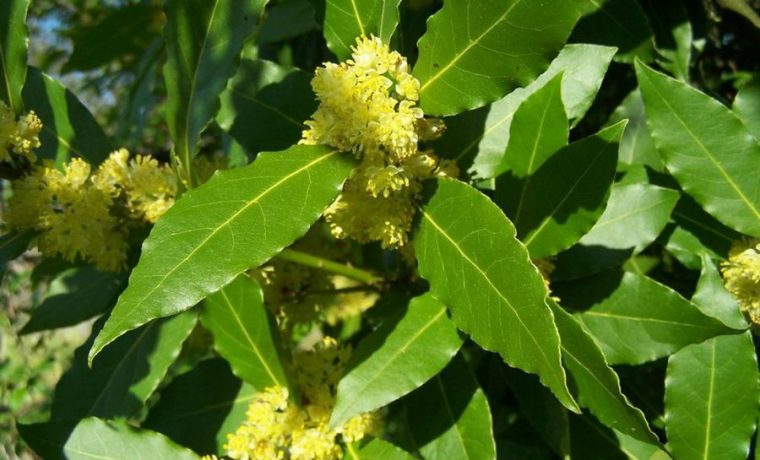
301 35 453 249
0 101 42 163
722 239 760 324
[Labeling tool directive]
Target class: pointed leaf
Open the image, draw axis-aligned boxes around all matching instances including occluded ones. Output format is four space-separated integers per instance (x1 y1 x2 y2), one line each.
636 61 760 237
548 300 657 444
200 274 288 389
734 76 760 140
22 67 112 165
64 418 199 460
343 438 415 460
609 89 663 171
89 145 354 363
440 44 615 178
217 59 316 155
413 0 580 115
665 332 759 460
331 293 463 427
560 270 734 365
52 311 197 421
496 74 568 179
0 0 29 113
692 254 748 330
144 358 257 455
404 354 496 460
497 122 624 259
163 0 267 181
21 267 127 334
323 0 401 60
414 178 577 412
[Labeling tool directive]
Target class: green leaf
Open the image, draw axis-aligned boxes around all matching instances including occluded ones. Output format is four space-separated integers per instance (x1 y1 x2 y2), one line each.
403 354 496 460
552 183 679 280
692 254 748 330
217 59 316 155
21 267 127 334
52 311 197 421
414 178 577 412
200 274 288 389
0 232 32 279
163 0 267 183
734 76 760 140
64 4 160 72
144 358 257 455
0 0 29 113
330 293 463 427
259 0 318 45
442 44 615 178
665 332 759 460
22 67 112 165
569 413 670 460
642 0 692 81
609 89 663 172
496 74 568 179
413 0 580 116
636 61 760 238
343 438 415 460
497 122 624 259
560 271 734 365
571 0 656 63
323 0 401 60
89 145 353 363
65 418 200 460
548 299 657 444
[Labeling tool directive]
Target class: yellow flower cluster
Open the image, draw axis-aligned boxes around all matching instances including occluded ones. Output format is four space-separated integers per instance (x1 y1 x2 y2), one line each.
301 35 456 248
722 239 760 324
6 149 177 271
217 337 381 460
0 101 42 164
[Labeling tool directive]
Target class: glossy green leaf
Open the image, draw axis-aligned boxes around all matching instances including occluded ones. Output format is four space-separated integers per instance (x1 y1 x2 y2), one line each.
217 59 316 155
548 300 657 444
414 178 577 412
665 332 759 460
413 0 580 116
561 271 734 365
572 0 656 63
440 44 615 178
0 232 32 279
53 311 196 421
201 274 288 389
144 358 256 455
497 122 624 259
553 183 679 280
163 0 266 183
21 267 127 334
636 61 760 237
89 145 353 363
692 254 748 330
323 0 400 60
63 418 199 460
496 74 568 179
609 89 663 172
734 76 760 140
0 0 29 112
343 438 415 460
331 293 463 427
403 354 496 460
22 67 112 165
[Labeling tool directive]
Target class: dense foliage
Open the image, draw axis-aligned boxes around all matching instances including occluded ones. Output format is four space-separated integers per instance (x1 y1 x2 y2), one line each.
2 0 760 459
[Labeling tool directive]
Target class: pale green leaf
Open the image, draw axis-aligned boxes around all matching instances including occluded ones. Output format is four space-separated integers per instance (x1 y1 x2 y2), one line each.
0 0 29 113
609 89 663 172
666 332 759 460
413 0 580 116
562 271 734 365
331 293 463 427
323 0 401 60
89 145 353 363
734 76 760 140
636 61 760 237
201 274 288 389
692 254 748 330
414 178 577 412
